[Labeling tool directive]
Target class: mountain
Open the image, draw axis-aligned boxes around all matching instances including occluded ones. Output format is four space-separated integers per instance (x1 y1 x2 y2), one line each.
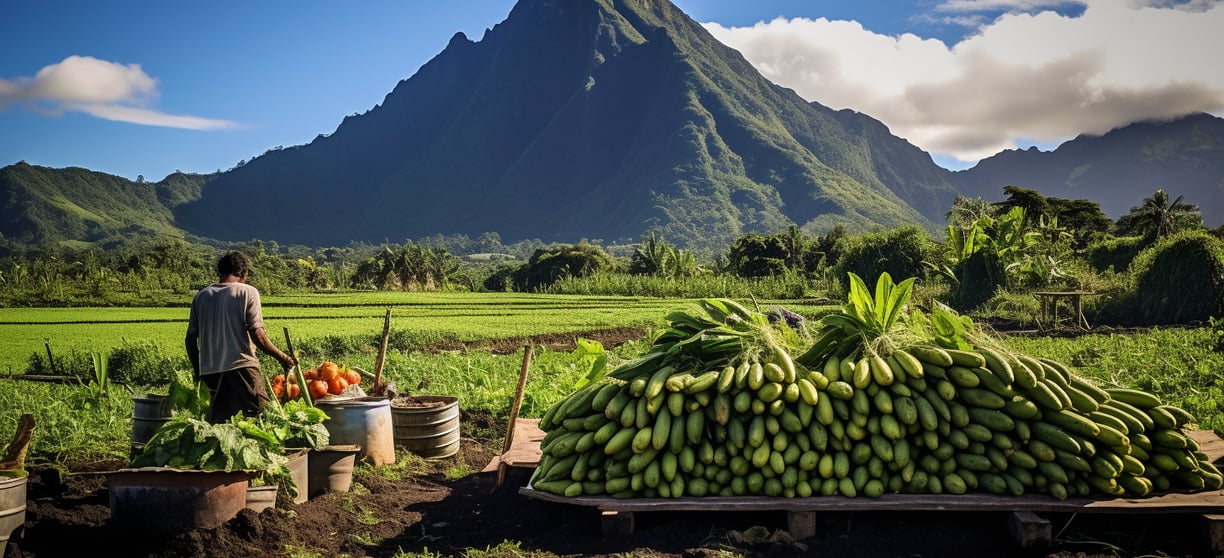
951 113 1224 227
0 162 210 248
171 0 959 251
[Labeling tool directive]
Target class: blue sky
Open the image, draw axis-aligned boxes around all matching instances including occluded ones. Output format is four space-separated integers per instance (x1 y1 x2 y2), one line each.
2 1 1221 181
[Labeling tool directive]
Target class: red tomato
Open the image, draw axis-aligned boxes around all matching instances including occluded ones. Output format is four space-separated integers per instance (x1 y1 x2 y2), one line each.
343 368 361 387
308 380 330 400
328 376 349 395
318 361 340 381
286 383 301 400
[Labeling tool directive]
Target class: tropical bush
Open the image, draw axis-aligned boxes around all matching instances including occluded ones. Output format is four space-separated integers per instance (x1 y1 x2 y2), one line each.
516 243 620 291
1129 230 1224 324
834 225 935 293
1084 235 1146 273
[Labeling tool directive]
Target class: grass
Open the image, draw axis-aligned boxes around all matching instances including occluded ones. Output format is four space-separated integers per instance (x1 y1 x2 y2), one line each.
0 292 689 374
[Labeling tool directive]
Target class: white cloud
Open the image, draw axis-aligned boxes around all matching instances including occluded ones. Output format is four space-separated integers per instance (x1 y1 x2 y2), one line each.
0 55 239 130
704 0 1224 165
936 0 1081 12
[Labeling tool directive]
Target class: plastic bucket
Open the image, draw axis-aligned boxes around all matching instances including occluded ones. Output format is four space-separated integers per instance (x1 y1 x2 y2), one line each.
285 448 309 504
109 468 249 537
0 473 28 557
308 445 360 498
314 397 395 466
391 395 460 458
132 394 172 446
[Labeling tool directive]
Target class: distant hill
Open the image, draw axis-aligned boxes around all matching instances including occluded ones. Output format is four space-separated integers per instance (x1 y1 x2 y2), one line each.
0 162 210 249
951 113 1224 227
171 0 958 251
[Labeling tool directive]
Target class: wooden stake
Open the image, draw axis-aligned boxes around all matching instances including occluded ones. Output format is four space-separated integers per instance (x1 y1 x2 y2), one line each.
503 345 534 454
496 345 534 488
372 307 392 397
44 338 57 375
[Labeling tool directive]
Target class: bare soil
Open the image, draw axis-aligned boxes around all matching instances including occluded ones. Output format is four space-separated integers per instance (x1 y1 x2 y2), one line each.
6 329 1220 557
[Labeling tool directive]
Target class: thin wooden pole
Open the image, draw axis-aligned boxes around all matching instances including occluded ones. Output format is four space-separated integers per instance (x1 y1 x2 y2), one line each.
372 307 392 396
44 338 56 375
503 344 534 454
497 344 534 488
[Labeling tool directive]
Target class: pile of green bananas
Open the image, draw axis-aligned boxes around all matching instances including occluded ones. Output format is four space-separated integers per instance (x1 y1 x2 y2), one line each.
530 281 1220 500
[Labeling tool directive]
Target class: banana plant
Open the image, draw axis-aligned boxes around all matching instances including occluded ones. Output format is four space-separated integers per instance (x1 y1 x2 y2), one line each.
797 272 915 366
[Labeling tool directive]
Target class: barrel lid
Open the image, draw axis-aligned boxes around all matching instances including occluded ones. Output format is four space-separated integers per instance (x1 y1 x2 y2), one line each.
314 396 390 407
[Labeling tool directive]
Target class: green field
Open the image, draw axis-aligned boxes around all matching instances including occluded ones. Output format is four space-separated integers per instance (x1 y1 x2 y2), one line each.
0 293 834 374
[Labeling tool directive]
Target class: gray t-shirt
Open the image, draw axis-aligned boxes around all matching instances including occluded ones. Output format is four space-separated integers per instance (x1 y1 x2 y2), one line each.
187 282 265 375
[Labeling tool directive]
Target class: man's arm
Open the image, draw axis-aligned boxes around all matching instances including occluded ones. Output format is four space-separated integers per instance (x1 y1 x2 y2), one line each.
251 327 296 371
185 332 201 378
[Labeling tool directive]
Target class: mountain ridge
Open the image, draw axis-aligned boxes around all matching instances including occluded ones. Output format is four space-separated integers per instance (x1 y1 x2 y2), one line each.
169 0 957 251
3 1 1221 252
952 112 1224 226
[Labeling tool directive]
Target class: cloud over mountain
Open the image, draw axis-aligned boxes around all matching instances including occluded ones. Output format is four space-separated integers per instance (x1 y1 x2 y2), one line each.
704 0 1224 166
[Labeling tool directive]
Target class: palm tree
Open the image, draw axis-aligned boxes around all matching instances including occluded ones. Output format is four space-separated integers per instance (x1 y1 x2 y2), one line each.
630 232 673 276
782 224 807 270
1115 188 1203 240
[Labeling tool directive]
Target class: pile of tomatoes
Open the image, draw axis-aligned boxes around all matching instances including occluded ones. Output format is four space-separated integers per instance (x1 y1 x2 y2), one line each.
270 360 362 402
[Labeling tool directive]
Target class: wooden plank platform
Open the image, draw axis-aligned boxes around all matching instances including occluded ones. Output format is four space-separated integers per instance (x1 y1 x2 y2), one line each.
482 418 545 473
517 430 1224 548
520 485 1224 514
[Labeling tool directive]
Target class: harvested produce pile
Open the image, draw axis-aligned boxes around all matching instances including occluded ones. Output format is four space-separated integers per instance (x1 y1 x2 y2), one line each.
271 360 363 402
531 274 1222 500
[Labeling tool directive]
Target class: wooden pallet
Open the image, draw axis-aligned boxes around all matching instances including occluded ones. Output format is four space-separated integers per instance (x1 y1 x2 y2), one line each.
519 430 1224 550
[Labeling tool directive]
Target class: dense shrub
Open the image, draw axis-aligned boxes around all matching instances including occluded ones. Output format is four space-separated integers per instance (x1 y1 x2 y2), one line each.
948 249 1005 311
26 340 187 385
1084 235 1147 273
727 234 789 278
107 340 189 385
1129 231 1224 325
517 243 620 291
834 226 936 292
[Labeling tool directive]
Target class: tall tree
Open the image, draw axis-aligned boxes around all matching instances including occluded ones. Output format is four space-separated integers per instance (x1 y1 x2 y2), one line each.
1115 188 1204 240
997 186 1050 227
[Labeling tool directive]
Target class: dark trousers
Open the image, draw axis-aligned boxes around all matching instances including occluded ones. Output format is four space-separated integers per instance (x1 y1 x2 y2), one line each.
201 366 270 423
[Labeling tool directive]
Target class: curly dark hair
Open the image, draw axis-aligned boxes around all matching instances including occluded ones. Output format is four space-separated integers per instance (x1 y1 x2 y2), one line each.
216 250 253 279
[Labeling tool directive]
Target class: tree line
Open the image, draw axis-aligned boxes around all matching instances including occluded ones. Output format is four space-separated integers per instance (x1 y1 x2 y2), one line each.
2 187 1221 326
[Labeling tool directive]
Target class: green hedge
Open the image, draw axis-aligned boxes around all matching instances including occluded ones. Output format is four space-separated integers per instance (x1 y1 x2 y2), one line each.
1130 231 1224 324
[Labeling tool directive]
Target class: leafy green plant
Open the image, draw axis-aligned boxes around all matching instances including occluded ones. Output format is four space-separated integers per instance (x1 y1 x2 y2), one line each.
1211 316 1224 353
71 351 114 411
131 414 296 496
258 399 330 450
908 303 975 351
804 272 915 360
569 337 607 389
166 368 210 418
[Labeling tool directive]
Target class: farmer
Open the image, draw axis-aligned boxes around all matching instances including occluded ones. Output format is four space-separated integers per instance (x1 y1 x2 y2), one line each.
186 250 295 423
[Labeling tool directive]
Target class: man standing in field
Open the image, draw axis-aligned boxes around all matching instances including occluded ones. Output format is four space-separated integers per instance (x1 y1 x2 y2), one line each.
186 250 296 423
